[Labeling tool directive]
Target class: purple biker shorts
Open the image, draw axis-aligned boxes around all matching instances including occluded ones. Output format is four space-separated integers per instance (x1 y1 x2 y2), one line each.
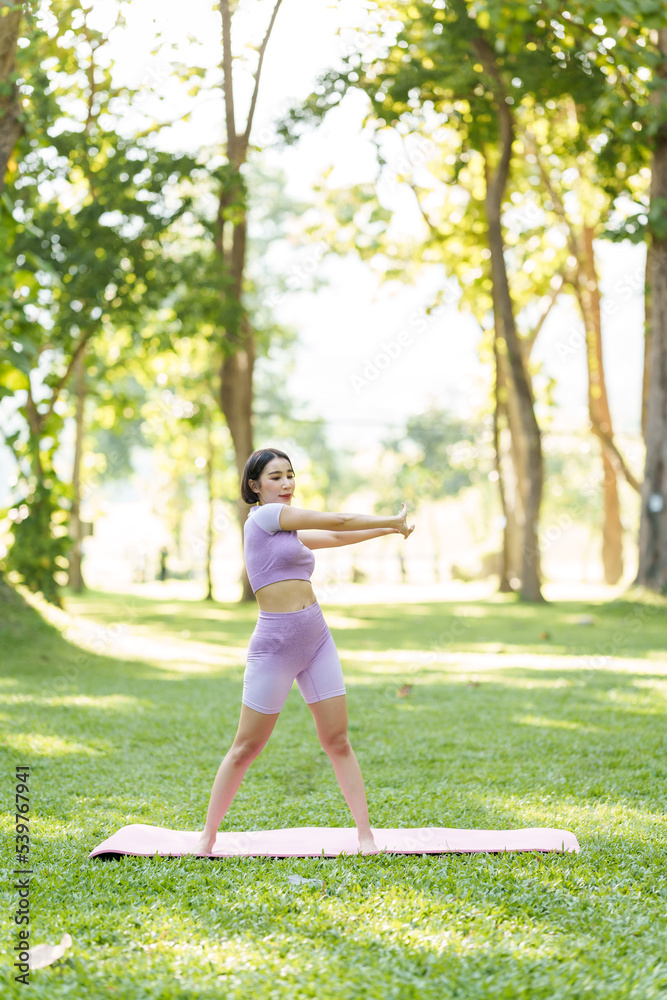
242 601 346 715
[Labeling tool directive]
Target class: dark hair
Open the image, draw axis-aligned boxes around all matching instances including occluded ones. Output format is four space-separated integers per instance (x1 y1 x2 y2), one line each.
241 448 293 505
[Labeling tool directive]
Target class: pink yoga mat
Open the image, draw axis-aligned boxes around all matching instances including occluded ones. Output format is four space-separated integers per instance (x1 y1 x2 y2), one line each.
88 823 579 858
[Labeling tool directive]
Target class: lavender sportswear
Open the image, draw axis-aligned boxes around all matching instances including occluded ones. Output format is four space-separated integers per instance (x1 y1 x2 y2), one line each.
242 601 346 714
243 501 315 593
241 502 345 714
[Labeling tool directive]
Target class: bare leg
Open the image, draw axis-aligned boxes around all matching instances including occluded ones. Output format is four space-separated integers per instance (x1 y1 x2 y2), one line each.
308 694 379 854
194 703 280 855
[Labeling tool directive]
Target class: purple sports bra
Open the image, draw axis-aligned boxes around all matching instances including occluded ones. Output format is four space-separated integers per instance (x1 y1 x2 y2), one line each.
244 502 316 593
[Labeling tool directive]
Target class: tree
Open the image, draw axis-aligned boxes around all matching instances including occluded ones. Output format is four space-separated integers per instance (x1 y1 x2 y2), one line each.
515 107 642 585
61 331 153 593
539 2 667 589
278 1 618 600
471 24 545 602
282 0 667 594
637 27 667 591
153 120 339 597
0 1 197 604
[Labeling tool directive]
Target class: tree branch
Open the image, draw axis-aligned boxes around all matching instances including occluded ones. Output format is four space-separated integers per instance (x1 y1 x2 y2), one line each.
522 272 565 357
241 0 284 155
470 33 513 195
405 177 441 237
80 25 100 200
42 330 96 424
133 111 201 141
524 128 581 260
23 380 44 477
590 420 641 493
396 132 445 238
220 0 238 161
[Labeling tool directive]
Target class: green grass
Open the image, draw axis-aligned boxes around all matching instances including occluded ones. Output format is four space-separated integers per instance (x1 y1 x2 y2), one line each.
1 584 666 999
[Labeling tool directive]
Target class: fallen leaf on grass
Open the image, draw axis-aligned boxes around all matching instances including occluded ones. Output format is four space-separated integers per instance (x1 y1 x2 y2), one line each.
397 684 412 697
29 932 72 970
286 875 323 887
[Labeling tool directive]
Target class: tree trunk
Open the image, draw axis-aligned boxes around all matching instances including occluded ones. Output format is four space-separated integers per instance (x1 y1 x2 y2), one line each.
68 346 86 592
0 2 22 191
398 550 407 584
483 153 544 601
217 176 255 604
499 350 532 582
492 332 512 591
494 341 521 590
216 0 283 604
578 225 623 584
637 27 667 591
217 171 255 602
220 318 255 603
486 208 543 600
530 117 635 584
205 424 214 601
472 32 544 602
493 276 562 593
643 239 652 441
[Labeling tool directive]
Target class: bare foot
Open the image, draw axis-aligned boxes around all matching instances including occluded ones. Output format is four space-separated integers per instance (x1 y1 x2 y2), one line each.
193 833 216 856
358 833 381 855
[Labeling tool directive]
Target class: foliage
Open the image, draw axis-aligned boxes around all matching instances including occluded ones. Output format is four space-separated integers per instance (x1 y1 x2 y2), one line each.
276 0 660 311
375 406 493 514
539 0 667 244
1 476 70 604
0 1 199 601
3 1 663 601
272 0 662 582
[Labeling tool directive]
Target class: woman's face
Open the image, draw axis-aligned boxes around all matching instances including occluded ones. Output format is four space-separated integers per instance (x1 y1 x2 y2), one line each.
250 457 295 504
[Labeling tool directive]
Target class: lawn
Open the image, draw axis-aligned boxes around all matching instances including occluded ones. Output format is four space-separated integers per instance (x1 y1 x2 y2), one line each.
1 583 666 999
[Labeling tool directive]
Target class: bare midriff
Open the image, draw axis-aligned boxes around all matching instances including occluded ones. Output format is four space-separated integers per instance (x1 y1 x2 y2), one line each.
254 579 317 613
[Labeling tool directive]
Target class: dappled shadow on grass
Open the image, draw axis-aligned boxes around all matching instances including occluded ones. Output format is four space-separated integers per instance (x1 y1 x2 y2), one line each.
2 589 666 856
5 659 666 845
350 667 667 820
63 590 667 659
328 598 667 660
64 589 259 648
4 589 667 1000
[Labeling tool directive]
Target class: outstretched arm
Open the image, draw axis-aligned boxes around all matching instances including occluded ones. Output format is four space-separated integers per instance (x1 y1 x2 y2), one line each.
298 526 404 551
280 502 411 534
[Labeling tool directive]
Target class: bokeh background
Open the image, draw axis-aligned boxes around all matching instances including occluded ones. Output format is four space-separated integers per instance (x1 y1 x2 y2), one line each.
0 0 664 605
2 5 667 998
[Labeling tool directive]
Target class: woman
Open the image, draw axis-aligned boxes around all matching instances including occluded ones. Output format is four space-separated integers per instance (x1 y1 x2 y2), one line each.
194 447 415 856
